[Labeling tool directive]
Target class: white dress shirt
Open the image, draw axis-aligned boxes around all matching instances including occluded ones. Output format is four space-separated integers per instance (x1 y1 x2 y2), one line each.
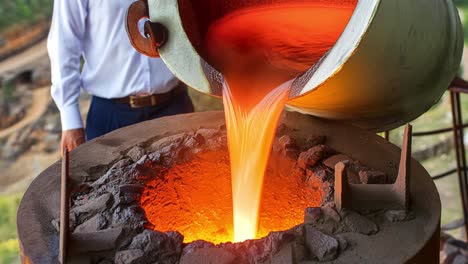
48 0 179 131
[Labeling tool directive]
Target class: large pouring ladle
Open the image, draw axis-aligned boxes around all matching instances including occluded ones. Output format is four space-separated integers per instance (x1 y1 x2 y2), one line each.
127 0 463 132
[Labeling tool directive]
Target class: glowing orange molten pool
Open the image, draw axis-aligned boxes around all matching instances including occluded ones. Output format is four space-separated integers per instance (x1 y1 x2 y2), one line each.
141 150 324 244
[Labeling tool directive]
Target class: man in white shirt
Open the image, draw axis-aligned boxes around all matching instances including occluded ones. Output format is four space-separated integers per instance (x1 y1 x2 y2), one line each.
48 0 194 152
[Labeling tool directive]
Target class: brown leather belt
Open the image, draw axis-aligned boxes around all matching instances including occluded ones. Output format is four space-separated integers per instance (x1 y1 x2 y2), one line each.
113 83 186 108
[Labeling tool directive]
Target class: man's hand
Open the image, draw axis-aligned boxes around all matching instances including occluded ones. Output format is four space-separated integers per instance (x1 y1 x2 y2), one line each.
61 128 85 153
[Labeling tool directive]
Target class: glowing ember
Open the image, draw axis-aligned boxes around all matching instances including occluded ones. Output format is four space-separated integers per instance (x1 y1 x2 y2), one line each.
141 150 324 244
204 2 356 242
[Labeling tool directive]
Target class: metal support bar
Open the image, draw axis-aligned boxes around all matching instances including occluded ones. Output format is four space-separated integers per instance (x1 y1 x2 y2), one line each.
442 218 465 231
397 124 412 211
432 168 459 180
59 148 70 263
335 124 412 212
413 125 468 137
450 89 468 241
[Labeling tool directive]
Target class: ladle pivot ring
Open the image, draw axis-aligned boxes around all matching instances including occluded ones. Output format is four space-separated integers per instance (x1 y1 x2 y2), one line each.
144 21 168 50
126 0 167 58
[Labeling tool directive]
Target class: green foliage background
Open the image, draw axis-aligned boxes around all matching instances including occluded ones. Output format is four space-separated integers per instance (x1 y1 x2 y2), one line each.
456 0 468 6
0 195 21 264
455 0 468 42
0 0 53 33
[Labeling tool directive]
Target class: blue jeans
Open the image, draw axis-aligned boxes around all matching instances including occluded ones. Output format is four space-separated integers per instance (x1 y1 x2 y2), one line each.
85 88 194 140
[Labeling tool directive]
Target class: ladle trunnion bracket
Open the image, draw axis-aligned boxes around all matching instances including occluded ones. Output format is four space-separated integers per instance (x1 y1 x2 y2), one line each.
127 0 463 132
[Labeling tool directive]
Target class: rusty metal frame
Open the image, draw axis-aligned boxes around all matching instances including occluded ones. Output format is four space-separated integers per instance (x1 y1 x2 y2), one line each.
383 77 468 240
449 77 468 240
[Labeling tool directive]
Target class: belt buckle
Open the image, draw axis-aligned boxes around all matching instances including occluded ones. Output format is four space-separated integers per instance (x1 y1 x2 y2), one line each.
129 95 157 108
129 96 139 108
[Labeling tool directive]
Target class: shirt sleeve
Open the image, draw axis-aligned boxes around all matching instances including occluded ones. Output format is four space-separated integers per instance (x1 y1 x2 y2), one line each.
48 0 88 131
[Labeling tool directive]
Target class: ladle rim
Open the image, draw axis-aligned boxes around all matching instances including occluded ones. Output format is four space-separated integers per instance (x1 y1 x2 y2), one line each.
149 0 378 100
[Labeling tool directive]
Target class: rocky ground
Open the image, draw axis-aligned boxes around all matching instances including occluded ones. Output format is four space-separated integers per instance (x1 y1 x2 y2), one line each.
0 91 90 194
0 46 91 194
0 21 50 62
0 85 30 130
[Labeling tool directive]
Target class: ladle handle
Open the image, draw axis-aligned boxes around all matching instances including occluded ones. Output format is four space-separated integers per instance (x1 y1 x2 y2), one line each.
126 0 167 58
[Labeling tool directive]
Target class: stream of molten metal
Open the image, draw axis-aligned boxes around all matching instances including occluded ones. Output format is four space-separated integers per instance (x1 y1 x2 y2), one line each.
204 2 356 242
223 81 291 242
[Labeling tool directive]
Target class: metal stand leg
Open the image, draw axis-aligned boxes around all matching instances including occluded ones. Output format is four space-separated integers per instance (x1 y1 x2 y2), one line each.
450 90 468 241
